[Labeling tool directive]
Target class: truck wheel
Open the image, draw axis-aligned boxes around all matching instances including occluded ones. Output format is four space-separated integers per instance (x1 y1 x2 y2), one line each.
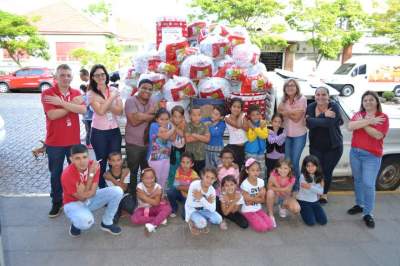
341 85 354 97
0 82 9 93
376 157 400 191
393 86 400 97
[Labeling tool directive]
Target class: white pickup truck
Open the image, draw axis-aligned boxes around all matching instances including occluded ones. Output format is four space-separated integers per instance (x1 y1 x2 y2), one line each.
268 69 400 191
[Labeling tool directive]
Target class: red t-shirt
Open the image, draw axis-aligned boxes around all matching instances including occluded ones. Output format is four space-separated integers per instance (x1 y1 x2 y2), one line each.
41 85 82 146
61 160 100 205
351 111 389 157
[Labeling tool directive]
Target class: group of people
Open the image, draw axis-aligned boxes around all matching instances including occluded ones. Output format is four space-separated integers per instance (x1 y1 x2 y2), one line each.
41 63 389 237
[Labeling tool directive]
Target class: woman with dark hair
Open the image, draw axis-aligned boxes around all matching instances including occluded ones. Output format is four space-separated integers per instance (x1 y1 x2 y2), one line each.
347 91 389 228
278 79 307 191
88 64 123 188
305 87 343 204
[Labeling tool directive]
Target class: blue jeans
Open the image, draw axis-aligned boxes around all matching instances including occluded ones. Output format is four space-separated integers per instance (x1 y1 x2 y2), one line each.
190 209 222 229
167 187 186 219
285 133 307 191
91 127 122 188
298 200 327 226
46 145 72 204
63 186 123 230
350 147 382 216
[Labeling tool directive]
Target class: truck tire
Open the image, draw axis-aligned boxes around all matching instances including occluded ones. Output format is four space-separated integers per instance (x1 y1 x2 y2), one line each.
341 85 354 97
376 156 400 191
394 86 400 97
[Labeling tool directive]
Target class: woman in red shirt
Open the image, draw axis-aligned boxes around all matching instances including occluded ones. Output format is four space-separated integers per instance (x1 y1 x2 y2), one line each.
347 91 389 228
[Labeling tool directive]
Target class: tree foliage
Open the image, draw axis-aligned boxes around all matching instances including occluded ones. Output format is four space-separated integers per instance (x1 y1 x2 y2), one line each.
0 10 49 67
189 0 288 49
84 0 112 23
286 0 368 68
370 0 400 55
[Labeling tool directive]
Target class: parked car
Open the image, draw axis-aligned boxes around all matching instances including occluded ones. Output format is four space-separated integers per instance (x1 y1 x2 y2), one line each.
0 67 55 93
268 69 400 191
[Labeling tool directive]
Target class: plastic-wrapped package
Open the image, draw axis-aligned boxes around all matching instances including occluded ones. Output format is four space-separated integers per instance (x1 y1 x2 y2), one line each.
138 72 168 102
231 92 269 119
198 77 231 99
132 50 162 74
199 35 230 59
232 44 257 68
157 62 179 76
180 54 214 82
158 37 189 63
156 16 188 48
188 21 207 40
163 75 198 102
209 24 230 37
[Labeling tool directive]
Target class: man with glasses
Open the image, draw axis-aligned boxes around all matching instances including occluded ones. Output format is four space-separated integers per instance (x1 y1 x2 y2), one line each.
125 79 157 198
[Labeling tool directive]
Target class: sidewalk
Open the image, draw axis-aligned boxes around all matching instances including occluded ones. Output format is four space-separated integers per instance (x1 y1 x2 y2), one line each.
1 193 400 266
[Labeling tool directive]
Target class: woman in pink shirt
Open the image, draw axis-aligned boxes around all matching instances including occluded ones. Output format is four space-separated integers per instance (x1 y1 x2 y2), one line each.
88 64 123 188
278 79 307 191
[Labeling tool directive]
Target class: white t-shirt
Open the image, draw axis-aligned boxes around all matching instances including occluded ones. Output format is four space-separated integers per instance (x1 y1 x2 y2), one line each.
240 178 265 213
185 180 217 222
220 192 245 206
105 172 130 188
225 114 248 144
136 182 162 208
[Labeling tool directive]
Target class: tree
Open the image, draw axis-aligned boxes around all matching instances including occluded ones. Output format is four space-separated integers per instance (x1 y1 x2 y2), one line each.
286 0 368 68
84 0 112 23
189 0 288 49
71 38 122 70
370 0 400 55
0 10 49 67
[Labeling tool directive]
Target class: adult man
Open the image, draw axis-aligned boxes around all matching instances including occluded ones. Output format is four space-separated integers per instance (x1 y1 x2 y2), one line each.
62 144 123 237
42 64 86 218
124 79 157 196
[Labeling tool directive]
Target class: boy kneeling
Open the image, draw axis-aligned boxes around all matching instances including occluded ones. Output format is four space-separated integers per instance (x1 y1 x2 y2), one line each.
62 144 123 237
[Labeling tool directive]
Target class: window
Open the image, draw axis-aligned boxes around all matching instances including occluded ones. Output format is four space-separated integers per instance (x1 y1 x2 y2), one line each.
15 70 28 77
334 63 356 75
358 64 366 75
29 69 45 75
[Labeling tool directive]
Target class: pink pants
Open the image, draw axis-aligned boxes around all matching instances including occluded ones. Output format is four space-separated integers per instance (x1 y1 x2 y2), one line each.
131 203 172 226
242 210 274 232
148 159 170 189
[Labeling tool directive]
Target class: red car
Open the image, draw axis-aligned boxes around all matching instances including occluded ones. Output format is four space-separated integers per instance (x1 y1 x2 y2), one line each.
0 67 55 93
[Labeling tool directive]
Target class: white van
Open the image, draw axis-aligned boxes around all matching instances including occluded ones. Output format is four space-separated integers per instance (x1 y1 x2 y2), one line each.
325 56 400 97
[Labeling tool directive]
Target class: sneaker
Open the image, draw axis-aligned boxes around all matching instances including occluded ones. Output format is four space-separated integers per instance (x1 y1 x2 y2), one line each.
100 222 122 236
278 205 287 218
48 203 63 218
270 216 277 228
220 220 228 231
363 215 375 228
319 195 328 204
69 224 81 237
169 213 177 218
347 205 363 215
161 219 168 226
144 223 156 236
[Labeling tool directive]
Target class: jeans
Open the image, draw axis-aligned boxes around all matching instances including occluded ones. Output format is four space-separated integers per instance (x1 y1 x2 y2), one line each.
131 203 172 226
91 127 122 188
46 145 72 204
167 187 186 218
63 186 123 230
298 200 327 226
285 133 307 191
310 146 343 194
83 120 92 145
190 209 222 229
350 147 382 216
126 143 149 196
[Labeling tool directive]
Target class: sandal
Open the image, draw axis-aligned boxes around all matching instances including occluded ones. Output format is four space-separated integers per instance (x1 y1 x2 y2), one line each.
220 220 228 231
188 221 200 236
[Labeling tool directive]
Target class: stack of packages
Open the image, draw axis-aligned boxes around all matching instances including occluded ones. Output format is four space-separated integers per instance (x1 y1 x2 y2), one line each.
127 17 273 119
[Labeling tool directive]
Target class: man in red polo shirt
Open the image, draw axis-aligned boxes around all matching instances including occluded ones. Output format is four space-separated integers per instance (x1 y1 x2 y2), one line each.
62 144 123 237
42 64 86 218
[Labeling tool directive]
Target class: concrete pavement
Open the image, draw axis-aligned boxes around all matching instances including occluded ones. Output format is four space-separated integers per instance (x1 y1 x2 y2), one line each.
1 193 400 266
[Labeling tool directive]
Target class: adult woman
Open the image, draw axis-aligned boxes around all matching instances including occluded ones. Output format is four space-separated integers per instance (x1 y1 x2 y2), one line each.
347 91 389 228
278 79 307 191
306 87 343 203
88 64 123 188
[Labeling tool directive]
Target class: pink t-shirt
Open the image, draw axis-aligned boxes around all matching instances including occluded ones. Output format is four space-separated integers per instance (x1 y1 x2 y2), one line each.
281 95 307 137
216 165 240 196
88 87 119 130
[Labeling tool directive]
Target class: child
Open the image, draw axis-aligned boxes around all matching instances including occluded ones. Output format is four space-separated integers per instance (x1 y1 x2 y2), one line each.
167 105 186 188
62 144 123 237
103 152 136 224
185 106 210 175
266 113 286 179
240 158 274 232
216 147 240 195
167 152 199 218
217 175 249 229
245 104 268 180
79 68 93 149
147 108 174 189
185 167 223 235
131 168 172 235
203 105 226 169
225 98 248 170
266 159 300 227
297 155 327 226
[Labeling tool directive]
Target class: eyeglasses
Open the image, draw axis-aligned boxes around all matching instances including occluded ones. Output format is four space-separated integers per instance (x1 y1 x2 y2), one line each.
93 73 106 79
